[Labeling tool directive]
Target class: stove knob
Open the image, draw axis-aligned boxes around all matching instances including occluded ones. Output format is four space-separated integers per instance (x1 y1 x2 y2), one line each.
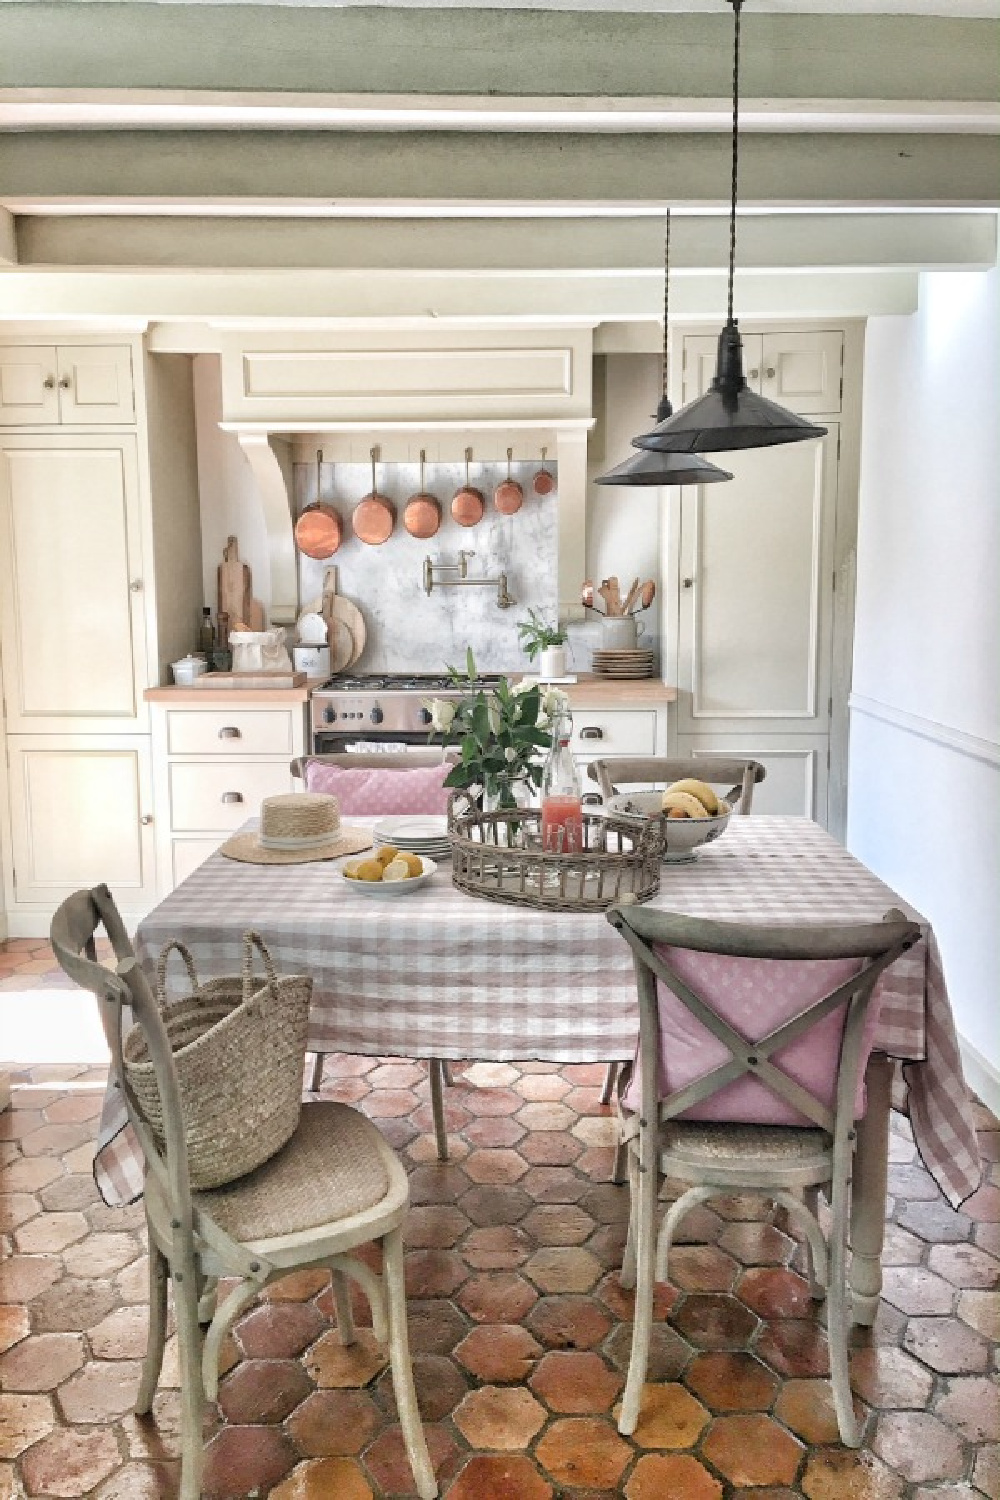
418 706 433 726
323 706 336 724
370 705 384 725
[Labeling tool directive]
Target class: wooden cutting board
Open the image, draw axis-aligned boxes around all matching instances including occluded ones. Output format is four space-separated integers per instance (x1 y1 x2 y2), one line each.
218 536 253 627
316 566 366 670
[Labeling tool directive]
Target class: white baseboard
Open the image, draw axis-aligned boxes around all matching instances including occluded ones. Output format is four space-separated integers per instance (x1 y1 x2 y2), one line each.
959 1033 1000 1121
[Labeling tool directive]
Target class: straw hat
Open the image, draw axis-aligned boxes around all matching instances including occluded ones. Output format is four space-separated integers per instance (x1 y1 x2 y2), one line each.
220 793 373 864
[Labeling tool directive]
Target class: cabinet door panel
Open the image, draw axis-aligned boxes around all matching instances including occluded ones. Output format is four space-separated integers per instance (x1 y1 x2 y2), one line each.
674 734 828 822
761 331 843 414
56 346 135 424
0 435 148 731
6 736 155 905
0 348 60 426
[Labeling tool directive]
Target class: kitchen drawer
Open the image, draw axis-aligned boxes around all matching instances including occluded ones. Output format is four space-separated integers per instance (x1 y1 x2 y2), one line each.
168 760 294 832
171 836 225 886
569 710 656 757
165 708 297 757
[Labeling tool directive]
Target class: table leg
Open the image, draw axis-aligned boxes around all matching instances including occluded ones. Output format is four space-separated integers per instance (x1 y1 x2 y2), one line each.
850 1051 891 1326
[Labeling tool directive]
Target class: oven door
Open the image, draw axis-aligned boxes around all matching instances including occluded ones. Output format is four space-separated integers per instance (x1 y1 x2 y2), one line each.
312 729 436 755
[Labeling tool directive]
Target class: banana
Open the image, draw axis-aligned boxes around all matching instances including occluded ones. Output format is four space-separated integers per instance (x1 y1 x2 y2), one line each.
663 777 720 815
661 789 710 819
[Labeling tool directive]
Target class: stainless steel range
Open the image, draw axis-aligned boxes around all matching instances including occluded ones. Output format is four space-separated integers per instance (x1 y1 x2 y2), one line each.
310 673 505 753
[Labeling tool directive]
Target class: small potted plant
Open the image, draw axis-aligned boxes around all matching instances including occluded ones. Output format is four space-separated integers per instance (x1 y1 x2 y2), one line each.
517 609 568 680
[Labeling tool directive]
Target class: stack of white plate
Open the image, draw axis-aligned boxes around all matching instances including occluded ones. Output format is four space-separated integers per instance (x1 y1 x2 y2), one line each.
372 816 452 860
591 648 656 680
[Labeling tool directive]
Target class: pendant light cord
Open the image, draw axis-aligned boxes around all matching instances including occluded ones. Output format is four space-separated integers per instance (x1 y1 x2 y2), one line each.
661 208 671 405
727 0 743 325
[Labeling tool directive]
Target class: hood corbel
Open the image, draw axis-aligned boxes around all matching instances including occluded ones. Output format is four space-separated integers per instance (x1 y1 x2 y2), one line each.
233 431 298 625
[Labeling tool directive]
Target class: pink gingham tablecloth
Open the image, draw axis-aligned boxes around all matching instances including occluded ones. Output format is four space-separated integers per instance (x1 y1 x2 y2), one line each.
94 817 981 1210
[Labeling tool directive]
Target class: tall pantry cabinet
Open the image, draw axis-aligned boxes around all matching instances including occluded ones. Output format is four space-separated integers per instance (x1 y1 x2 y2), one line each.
0 337 203 936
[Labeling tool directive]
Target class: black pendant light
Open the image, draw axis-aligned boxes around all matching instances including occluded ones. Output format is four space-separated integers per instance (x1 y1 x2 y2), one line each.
596 212 732 487
634 0 827 455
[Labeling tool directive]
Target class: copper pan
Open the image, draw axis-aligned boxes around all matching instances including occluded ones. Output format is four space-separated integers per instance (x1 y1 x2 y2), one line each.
532 445 557 496
403 449 442 540
494 447 524 516
294 448 343 560
352 446 396 546
451 447 485 528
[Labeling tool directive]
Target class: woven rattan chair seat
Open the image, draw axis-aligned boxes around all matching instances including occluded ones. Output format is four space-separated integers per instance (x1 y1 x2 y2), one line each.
194 1101 390 1242
660 1118 830 1170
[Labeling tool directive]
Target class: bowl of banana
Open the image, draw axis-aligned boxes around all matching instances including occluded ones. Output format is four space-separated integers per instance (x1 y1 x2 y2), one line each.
605 778 732 864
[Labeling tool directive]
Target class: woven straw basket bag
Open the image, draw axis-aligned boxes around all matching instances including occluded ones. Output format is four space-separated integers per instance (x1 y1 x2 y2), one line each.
123 931 312 1191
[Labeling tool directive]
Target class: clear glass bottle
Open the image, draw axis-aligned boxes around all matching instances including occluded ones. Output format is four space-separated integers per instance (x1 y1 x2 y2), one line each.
541 711 583 853
198 606 216 657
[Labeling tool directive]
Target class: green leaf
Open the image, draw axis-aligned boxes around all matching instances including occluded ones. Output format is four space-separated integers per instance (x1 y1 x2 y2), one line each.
466 645 476 680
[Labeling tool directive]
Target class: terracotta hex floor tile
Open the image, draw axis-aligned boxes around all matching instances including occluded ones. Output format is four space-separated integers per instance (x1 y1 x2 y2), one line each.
518 1165 588 1205
973 1442 1000 1496
55 1359 142 1423
848 1345 935 1409
529 1349 622 1413
670 1292 759 1350
463 1149 530 1185
456 1270 537 1324
305 1328 387 1389
684 1350 780 1412
896 1199 973 1243
667 1244 740 1294
928 1241 1000 1288
534 1415 632 1489
408 1163 471 1208
263 1268 332 1303
773 1377 855 1445
700 1413 805 1486
522 1203 594 1246
90 1459 180 1499
872 1409 966 1483
363 1422 461 1497
455 1324 542 1383
801 1447 905 1500
756 1318 831 1378
462 1116 526 1151
19 1425 121 1496
933 1374 1000 1443
88 1304 156 1361
463 1063 520 1089
880 1222 927 1265
716 1219 796 1266
235 1300 326 1360
403 1247 468 1298
461 1086 523 1118
447 1453 553 1500
0 1253 62 1303
201 1425 298 1498
526 1294 613 1351
0 1195 41 1234
2 1158 62 1193
29 1276 117 1335
453 1385 546 1449
404 1299 469 1357
524 1245 602 1294
957 1287 1000 1339
61 1231 139 1281
458 1184 532 1227
376 1351 468 1424
0 1307 29 1354
13 1209 88 1254
737 1266 816 1319
0 1392 55 1459
516 1073 571 1102
881 1265 956 1315
626 1452 723 1500
629 1382 711 1448
903 1314 990 1374
270 1455 375 1499
460 1225 533 1271
597 1271 678 1324
288 1388 381 1457
217 1357 313 1424
605 1321 692 1382
0 1331 84 1391
517 1131 584 1167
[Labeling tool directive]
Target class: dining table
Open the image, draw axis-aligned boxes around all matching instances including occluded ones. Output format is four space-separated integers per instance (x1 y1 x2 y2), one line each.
92 814 981 1325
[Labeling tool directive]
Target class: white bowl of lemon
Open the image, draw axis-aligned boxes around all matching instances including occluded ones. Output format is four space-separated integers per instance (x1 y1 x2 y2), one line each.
339 845 437 895
606 778 732 864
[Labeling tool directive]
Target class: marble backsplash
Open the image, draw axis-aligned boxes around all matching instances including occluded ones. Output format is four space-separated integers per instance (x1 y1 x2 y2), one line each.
294 457 560 676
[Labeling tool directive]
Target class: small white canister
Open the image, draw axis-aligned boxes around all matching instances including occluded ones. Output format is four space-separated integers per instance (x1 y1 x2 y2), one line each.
293 645 332 679
171 655 208 686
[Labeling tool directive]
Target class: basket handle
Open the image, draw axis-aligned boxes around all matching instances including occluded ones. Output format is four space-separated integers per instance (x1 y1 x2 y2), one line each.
241 930 280 1005
156 940 200 1001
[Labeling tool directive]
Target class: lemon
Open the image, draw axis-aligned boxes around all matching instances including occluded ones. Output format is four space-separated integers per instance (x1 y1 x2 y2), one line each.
355 859 385 882
398 852 423 877
376 844 401 867
381 858 412 882
342 859 364 880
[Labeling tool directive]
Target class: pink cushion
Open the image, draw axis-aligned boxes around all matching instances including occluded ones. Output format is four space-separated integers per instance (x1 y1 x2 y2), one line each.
624 947 880 1126
303 760 451 815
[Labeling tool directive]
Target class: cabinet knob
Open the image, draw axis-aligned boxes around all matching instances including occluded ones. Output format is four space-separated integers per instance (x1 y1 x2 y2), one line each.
579 726 604 741
129 579 143 593
765 367 776 380
218 726 242 739
43 376 56 390
748 367 760 381
140 814 153 825
58 375 72 389
221 791 244 804
682 576 695 589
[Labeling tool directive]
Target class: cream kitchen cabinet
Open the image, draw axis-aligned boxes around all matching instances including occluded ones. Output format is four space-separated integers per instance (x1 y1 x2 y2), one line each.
0 345 135 426
150 698 308 894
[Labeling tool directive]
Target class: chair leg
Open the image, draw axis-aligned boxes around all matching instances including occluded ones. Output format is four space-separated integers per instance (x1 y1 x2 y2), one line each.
332 1269 357 1346
174 1266 209 1500
307 1052 324 1092
827 1173 861 1447
803 1185 829 1299
441 1060 454 1088
618 1143 658 1435
600 1061 619 1106
620 1144 640 1290
136 1238 168 1415
383 1227 438 1499
428 1059 449 1162
197 1276 218 1326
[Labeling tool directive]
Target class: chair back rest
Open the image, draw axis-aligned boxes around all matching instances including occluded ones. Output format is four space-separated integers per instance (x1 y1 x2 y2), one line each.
291 750 458 815
588 757 766 815
607 905 920 1140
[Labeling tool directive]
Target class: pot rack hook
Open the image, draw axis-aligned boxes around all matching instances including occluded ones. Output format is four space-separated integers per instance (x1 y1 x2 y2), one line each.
419 448 426 488
507 446 514 477
465 445 473 484
541 445 548 463
370 445 379 489
316 447 323 501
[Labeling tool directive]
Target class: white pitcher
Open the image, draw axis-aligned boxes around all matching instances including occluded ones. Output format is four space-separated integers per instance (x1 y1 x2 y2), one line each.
600 616 645 651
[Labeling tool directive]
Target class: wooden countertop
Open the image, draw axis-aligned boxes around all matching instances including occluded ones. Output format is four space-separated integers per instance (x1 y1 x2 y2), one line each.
145 685 311 705
548 674 677 707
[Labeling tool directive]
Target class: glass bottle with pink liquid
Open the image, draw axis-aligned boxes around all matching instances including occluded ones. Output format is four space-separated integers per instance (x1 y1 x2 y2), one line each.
541 712 584 853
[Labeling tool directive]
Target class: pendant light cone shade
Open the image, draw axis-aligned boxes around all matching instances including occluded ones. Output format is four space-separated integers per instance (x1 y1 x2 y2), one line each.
596 212 733 487
635 321 828 453
634 0 827 455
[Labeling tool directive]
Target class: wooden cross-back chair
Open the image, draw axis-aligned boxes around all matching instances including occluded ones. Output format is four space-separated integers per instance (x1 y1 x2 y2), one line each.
291 749 459 1161
587 755 767 814
606 901 920 1446
50 885 437 1500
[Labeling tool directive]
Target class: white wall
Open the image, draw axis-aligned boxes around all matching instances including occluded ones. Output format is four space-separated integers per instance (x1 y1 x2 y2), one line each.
849 263 1000 1109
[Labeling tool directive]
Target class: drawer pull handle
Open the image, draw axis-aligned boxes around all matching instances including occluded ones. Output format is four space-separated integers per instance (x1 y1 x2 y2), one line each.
221 791 244 804
581 792 603 806
579 726 604 741
129 579 143 593
218 726 242 739
140 814 153 826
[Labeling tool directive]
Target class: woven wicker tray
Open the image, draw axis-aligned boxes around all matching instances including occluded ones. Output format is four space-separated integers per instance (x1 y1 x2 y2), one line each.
448 800 661 911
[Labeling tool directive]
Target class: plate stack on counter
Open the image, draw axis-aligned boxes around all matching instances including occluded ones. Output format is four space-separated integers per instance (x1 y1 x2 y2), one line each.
373 816 452 861
591 648 656 680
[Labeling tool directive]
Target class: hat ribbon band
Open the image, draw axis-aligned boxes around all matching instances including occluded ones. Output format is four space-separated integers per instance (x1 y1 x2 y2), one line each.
259 829 339 851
